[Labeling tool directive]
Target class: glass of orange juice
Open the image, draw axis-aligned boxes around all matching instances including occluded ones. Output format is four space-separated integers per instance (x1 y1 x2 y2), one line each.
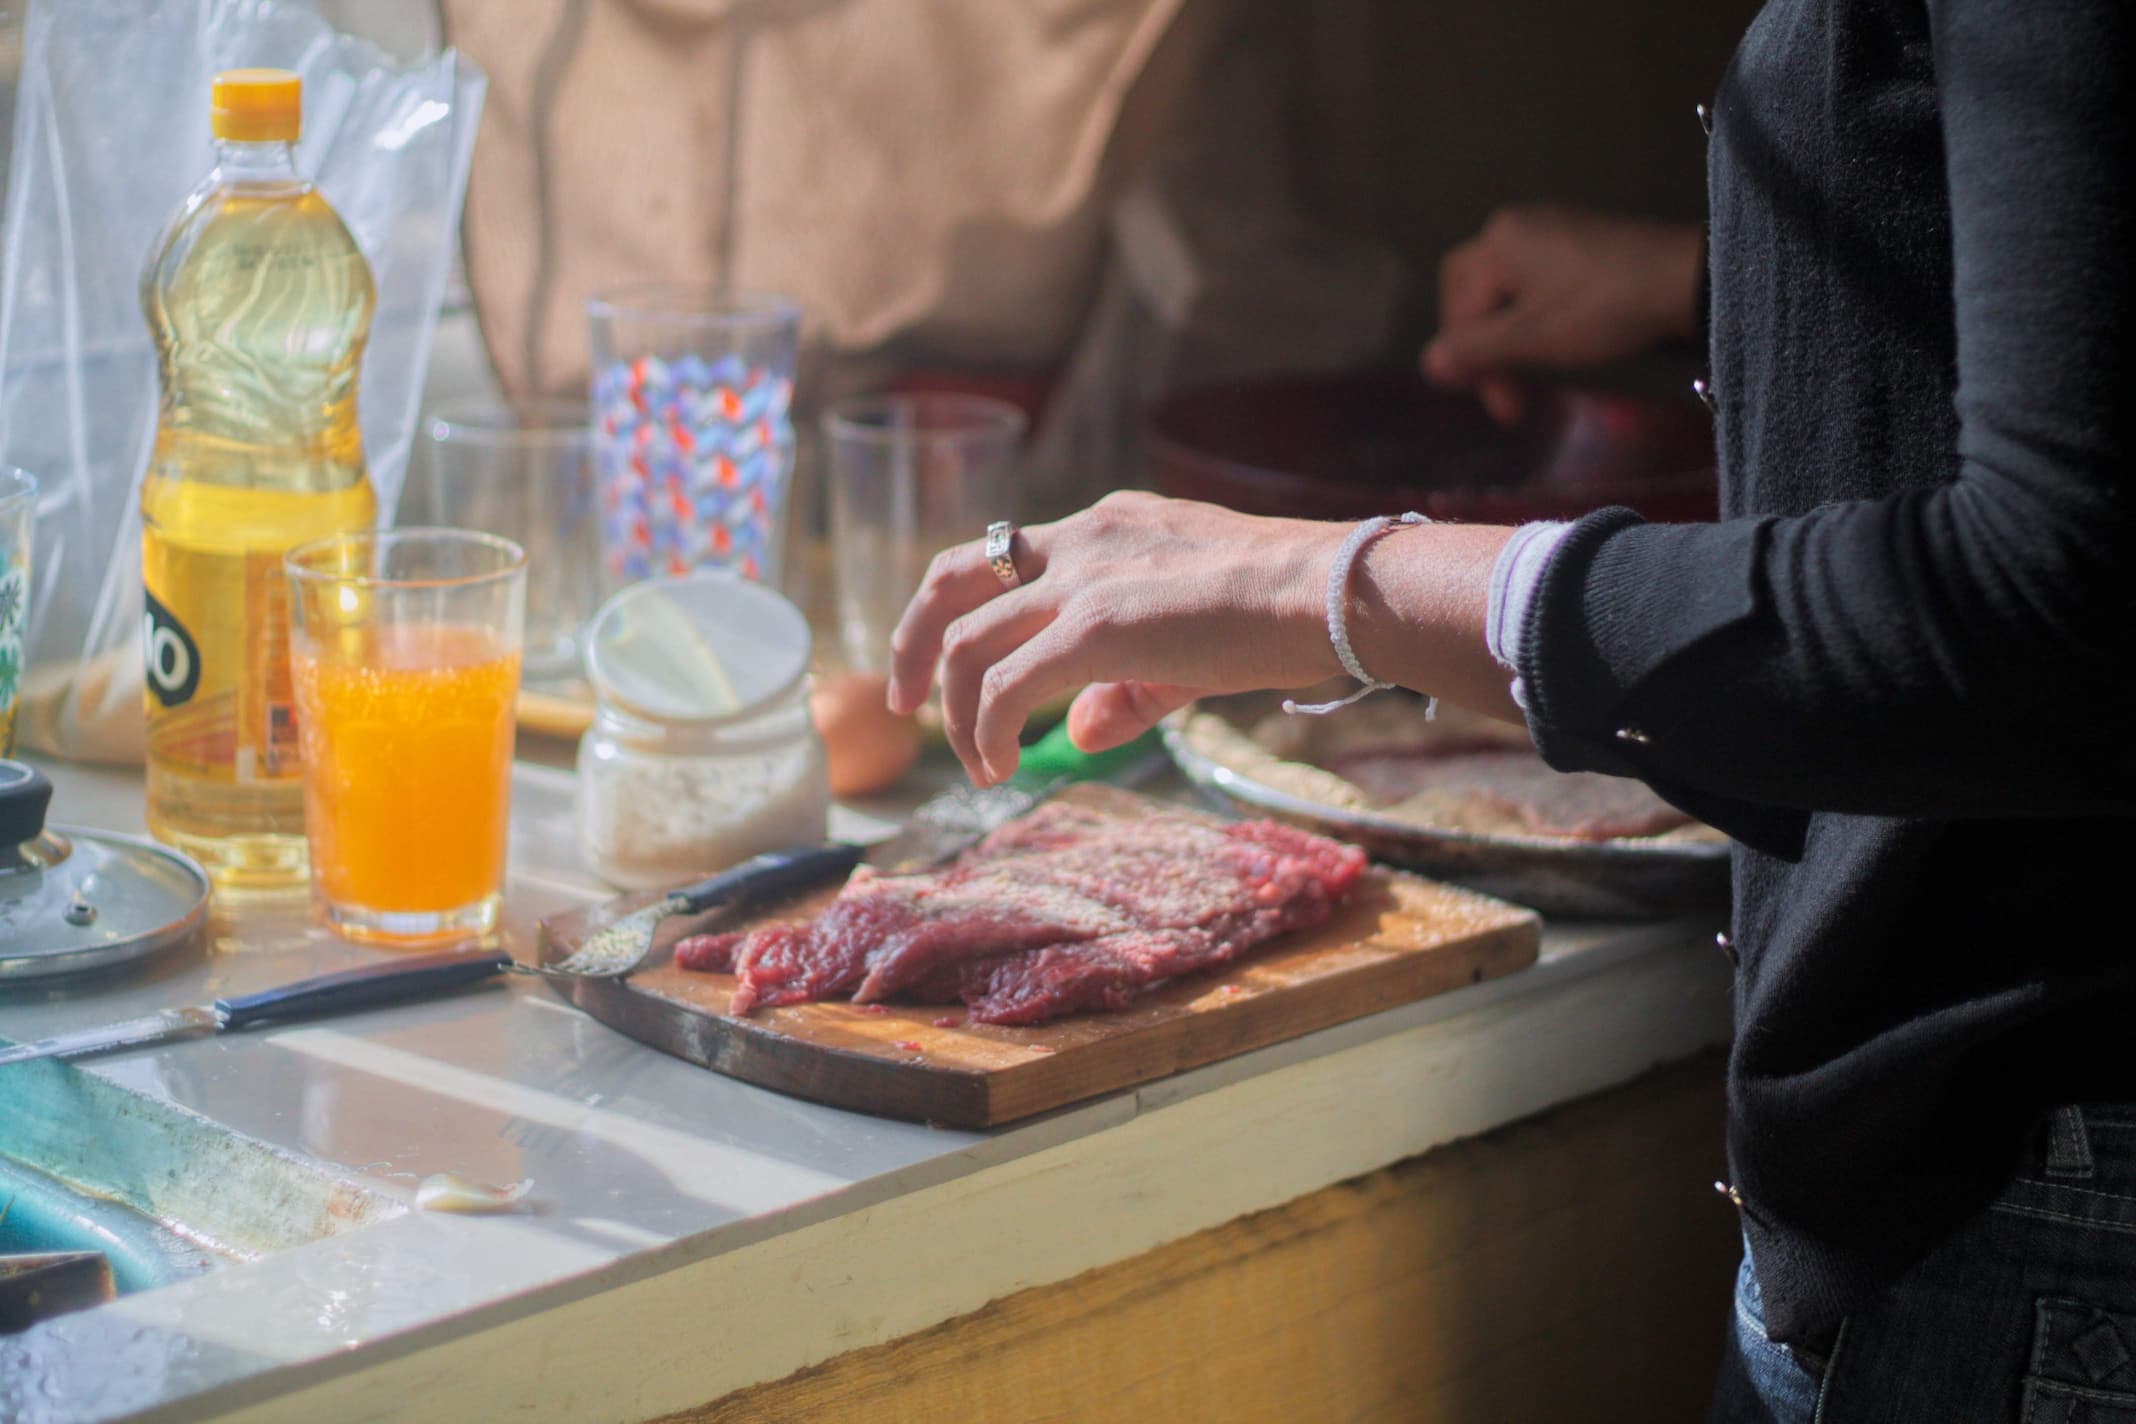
286 529 526 944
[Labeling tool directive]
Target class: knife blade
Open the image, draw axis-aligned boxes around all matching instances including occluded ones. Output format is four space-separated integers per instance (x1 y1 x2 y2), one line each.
0 1006 223 1067
0 949 516 1068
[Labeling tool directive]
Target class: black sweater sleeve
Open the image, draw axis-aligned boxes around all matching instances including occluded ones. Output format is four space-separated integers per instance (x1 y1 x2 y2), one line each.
1517 0 2134 836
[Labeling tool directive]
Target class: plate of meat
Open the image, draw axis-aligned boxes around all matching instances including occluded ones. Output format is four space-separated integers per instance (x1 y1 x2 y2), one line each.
539 785 1538 1127
1162 693 1729 919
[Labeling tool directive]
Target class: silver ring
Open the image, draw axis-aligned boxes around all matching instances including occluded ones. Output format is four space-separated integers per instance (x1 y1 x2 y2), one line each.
985 520 1022 590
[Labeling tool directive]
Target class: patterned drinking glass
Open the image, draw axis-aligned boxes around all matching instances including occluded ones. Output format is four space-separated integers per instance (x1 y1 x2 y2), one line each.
587 287 800 589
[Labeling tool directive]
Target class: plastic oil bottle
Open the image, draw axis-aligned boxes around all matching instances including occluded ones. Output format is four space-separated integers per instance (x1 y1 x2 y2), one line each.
140 69 376 888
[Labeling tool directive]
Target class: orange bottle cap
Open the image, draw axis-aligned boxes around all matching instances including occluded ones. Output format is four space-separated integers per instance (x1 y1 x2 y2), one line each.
211 68 301 143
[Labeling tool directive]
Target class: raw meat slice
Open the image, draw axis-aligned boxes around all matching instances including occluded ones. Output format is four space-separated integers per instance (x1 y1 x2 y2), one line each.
953 820 1368 1024
841 868 1132 1005
965 798 1118 855
852 818 1242 1003
720 803 1148 1014
1326 747 1690 841
731 866 1128 1015
674 929 746 973
850 812 1368 1005
677 802 1369 1025
956 930 1201 1024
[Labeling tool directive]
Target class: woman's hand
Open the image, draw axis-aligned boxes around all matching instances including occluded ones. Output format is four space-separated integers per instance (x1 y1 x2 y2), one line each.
887 491 1523 786
887 492 1343 785
1424 205 1704 423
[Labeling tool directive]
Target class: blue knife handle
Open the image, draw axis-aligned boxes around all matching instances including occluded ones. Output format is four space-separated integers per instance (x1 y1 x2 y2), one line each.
214 950 516 1030
674 841 867 916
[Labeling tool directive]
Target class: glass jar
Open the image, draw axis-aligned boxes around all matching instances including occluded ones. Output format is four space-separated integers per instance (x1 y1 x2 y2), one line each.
573 573 828 890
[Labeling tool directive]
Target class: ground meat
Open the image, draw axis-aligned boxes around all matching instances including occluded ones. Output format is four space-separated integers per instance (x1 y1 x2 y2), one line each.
1325 746 1691 841
674 802 1367 1025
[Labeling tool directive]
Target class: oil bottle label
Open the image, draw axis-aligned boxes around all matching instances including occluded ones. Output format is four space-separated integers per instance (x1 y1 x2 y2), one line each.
142 540 300 784
144 590 201 707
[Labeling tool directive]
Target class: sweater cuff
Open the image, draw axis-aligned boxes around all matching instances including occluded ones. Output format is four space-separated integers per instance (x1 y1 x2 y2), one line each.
1484 521 1573 709
1514 508 1647 777
1511 505 1805 856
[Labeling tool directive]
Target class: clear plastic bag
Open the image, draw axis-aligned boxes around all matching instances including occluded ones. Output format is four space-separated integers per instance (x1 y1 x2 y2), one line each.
0 0 485 761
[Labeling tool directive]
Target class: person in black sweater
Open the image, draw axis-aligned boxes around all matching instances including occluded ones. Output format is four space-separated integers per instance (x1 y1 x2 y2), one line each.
891 0 2132 1417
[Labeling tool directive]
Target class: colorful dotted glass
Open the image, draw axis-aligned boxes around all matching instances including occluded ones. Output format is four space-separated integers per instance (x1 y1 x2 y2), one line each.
587 287 800 589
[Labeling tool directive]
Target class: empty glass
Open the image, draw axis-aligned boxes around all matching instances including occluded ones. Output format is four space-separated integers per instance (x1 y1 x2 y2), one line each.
587 286 800 589
823 394 1026 674
413 401 599 686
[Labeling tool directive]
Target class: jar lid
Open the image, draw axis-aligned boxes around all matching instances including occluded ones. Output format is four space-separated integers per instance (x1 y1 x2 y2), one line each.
0 763 211 981
585 572 813 725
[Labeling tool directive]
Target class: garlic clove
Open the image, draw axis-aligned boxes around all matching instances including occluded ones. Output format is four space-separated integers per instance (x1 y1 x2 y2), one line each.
415 1172 534 1214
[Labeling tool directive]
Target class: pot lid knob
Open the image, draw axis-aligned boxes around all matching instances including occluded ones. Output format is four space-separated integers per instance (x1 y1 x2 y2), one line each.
0 760 53 847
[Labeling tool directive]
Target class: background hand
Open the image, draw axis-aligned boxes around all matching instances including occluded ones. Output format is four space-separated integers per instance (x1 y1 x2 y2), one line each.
1423 205 1703 423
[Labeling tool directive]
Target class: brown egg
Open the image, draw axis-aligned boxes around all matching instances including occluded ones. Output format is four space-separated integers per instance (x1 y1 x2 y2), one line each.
811 671 922 796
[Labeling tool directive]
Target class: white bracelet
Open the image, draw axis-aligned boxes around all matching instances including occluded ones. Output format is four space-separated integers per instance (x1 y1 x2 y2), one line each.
1283 512 1434 718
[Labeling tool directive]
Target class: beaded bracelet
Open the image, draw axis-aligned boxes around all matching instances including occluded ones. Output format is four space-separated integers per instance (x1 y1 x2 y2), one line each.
1283 512 1434 718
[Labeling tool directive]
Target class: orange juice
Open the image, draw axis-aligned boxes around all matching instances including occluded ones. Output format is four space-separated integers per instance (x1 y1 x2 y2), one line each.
292 623 519 937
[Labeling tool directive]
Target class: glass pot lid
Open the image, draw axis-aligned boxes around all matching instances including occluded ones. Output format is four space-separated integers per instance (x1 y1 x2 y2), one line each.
0 762 210 981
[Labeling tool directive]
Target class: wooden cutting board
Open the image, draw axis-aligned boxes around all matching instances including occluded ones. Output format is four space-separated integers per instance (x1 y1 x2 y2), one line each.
539 786 1540 1128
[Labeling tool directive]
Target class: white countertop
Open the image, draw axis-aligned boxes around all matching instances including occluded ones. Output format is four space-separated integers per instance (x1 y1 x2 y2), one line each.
0 754 1732 1423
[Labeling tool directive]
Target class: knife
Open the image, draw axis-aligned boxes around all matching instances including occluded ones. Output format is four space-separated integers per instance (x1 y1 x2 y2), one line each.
538 723 1169 980
0 949 516 1068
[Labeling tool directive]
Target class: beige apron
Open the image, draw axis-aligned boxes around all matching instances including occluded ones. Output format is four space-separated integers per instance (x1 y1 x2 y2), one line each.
442 0 1206 400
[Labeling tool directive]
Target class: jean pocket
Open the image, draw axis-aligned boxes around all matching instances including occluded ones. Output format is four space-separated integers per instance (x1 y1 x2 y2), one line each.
1733 1252 1828 1421
2023 1298 2136 1423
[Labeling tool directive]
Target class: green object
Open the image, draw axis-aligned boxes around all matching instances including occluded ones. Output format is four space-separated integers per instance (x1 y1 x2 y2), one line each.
1009 722 1166 789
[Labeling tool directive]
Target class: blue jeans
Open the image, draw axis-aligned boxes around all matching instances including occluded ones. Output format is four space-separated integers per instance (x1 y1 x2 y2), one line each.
1711 1105 2136 1423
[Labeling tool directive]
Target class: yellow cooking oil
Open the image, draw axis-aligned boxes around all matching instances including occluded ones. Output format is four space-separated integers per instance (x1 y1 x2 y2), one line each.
140 69 376 889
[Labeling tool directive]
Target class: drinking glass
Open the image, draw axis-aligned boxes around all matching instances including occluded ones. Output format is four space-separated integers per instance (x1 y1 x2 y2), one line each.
414 401 600 686
0 469 34 756
286 529 526 944
822 395 1026 674
587 285 800 589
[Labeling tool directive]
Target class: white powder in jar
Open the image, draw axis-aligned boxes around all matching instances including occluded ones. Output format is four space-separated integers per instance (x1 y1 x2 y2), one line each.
576 736 830 890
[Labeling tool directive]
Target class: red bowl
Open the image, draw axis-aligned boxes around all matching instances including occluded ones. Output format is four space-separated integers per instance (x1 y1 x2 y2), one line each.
1147 372 1717 523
